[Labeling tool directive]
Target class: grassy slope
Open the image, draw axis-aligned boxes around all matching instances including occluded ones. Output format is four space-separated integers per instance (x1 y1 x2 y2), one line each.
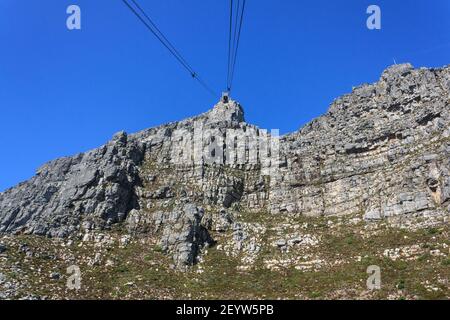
0 213 448 300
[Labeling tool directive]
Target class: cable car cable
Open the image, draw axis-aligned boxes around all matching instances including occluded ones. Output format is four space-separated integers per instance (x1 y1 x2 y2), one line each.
122 0 218 97
227 0 246 93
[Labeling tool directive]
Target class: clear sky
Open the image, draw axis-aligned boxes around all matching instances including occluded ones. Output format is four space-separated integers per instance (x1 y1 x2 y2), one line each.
1 0 449 191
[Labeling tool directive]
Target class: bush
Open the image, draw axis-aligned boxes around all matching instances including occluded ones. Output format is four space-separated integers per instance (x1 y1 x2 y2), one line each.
441 258 450 266
397 279 406 290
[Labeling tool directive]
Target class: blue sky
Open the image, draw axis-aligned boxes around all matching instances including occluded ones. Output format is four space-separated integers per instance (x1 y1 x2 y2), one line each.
0 0 449 191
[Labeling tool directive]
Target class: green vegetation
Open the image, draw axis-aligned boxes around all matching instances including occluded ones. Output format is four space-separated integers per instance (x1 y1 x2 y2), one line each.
1 213 448 300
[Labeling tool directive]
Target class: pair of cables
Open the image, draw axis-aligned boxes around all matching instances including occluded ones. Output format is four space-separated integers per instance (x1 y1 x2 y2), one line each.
226 0 246 93
123 0 246 97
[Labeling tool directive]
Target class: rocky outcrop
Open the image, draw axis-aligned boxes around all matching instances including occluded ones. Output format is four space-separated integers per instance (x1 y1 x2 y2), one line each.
0 131 145 237
269 64 450 228
0 63 449 267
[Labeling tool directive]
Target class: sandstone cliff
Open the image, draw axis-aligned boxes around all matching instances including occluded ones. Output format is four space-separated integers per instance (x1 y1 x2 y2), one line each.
0 63 449 269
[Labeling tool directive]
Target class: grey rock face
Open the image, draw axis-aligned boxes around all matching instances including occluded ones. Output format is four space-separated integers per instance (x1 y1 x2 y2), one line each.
268 64 450 228
0 131 145 237
0 63 449 267
205 99 245 124
157 204 213 267
127 204 214 267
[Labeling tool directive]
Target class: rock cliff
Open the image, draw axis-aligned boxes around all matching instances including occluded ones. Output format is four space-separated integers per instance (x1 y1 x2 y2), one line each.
1 63 449 269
